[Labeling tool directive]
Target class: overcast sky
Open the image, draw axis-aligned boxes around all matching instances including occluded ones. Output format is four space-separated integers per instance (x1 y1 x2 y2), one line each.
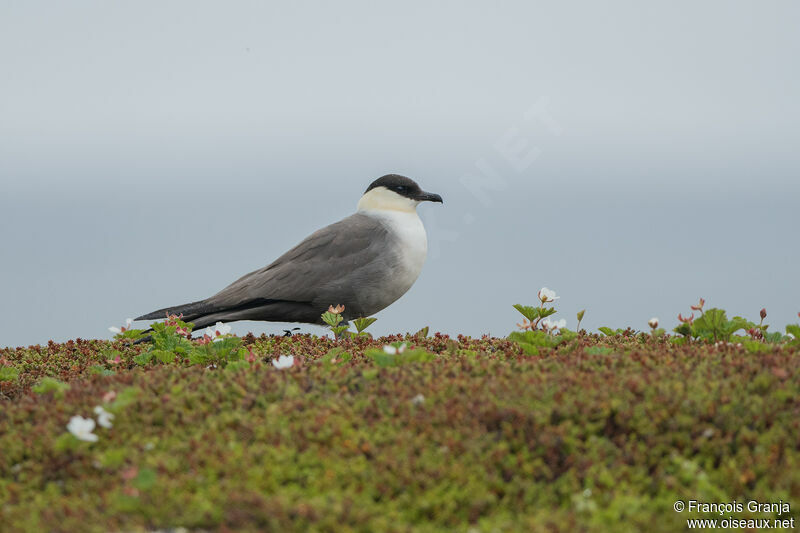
2 1 798 348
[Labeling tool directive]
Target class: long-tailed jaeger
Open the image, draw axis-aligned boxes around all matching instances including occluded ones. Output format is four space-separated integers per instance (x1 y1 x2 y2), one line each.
135 174 443 328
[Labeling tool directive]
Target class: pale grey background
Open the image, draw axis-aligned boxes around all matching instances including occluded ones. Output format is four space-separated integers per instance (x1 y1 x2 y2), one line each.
2 1 798 348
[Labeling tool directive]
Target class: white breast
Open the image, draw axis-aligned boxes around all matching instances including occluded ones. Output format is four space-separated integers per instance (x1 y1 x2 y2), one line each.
361 208 428 297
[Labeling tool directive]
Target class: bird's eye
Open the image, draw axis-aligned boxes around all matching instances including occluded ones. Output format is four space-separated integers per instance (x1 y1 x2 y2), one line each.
395 186 408 193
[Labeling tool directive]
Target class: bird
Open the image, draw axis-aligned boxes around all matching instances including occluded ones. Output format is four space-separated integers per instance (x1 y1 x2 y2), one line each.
135 174 443 330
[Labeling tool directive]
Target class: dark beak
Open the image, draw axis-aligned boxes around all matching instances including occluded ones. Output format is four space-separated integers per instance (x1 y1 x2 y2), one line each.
416 191 443 203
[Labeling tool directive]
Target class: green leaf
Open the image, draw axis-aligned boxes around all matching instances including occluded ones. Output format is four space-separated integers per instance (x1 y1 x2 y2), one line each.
0 366 19 382
88 365 115 376
513 304 540 322
539 307 557 319
673 323 693 337
114 328 148 340
727 316 754 337
691 308 728 341
320 347 352 368
132 352 154 366
585 346 614 355
415 326 430 338
205 336 244 364
187 350 210 365
331 325 349 336
321 311 343 327
508 330 565 351
109 387 140 411
366 348 435 367
54 432 81 452
133 468 157 491
148 320 194 353
32 377 70 396
352 317 377 333
786 324 800 345
743 340 771 354
692 308 751 342
598 327 616 337
153 350 176 364
224 360 250 372
559 328 579 342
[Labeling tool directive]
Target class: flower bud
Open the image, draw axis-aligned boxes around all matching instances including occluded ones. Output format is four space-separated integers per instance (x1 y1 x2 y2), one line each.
690 298 705 311
648 317 659 329
760 308 767 320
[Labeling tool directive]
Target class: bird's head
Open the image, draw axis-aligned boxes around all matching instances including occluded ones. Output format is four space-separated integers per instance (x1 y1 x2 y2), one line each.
357 174 443 213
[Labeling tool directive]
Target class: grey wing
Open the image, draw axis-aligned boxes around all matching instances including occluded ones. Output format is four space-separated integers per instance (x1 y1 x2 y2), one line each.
206 213 392 317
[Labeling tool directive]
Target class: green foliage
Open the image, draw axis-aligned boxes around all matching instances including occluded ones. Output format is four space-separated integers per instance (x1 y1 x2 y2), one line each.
513 304 556 322
365 345 436 367
691 308 752 342
1 333 800 532
108 387 140 411
321 309 378 340
186 336 248 368
132 468 158 491
224 360 249 372
321 308 351 340
133 352 154 366
130 318 248 368
598 326 626 337
148 320 194 356
585 346 614 355
112 328 147 341
321 311 343 327
508 330 567 354
352 317 377 335
319 347 352 368
673 323 693 337
32 377 70 397
53 432 81 453
329 325 349 339
787 324 800 346
743 340 771 354
576 309 586 330
0 366 20 382
88 365 115 376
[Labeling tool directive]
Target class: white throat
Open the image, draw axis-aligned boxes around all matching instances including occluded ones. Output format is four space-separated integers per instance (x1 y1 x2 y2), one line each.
357 187 419 213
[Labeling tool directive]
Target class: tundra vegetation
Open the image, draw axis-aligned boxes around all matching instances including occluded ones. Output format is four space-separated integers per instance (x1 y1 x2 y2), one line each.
1 292 798 532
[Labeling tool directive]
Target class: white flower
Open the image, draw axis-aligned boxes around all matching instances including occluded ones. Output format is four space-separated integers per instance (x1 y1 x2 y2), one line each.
67 415 98 442
383 342 407 355
538 287 560 303
411 394 425 405
272 355 294 369
93 406 114 429
648 317 659 329
541 318 567 331
204 321 232 342
108 318 134 334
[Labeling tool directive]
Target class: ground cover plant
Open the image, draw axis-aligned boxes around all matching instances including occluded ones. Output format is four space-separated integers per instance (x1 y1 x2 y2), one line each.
1 294 799 532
